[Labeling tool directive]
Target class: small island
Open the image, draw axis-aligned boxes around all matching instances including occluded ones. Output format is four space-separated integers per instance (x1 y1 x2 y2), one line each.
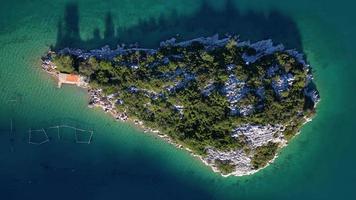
41 35 319 176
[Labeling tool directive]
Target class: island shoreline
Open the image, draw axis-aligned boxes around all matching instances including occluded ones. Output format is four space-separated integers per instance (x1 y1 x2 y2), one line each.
41 36 320 177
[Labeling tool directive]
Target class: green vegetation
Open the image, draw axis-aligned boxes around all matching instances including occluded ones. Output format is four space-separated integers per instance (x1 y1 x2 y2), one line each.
51 37 317 172
251 142 279 169
215 159 235 175
52 55 75 73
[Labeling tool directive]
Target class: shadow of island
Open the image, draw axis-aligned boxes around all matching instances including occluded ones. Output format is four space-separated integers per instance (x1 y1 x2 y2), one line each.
53 0 303 52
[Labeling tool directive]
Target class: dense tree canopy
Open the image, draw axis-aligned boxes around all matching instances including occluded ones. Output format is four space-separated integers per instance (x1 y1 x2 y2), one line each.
52 38 317 171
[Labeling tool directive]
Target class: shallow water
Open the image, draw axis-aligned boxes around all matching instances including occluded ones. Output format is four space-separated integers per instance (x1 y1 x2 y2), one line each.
0 0 355 199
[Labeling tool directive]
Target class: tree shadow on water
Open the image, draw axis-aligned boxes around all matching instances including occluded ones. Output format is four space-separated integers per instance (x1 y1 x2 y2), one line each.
55 3 80 48
53 0 303 51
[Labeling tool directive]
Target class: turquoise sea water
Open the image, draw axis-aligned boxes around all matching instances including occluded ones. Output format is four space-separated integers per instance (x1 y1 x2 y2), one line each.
0 0 355 199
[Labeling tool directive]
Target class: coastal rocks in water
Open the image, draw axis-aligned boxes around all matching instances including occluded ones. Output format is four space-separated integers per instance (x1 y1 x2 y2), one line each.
201 124 286 176
88 89 128 121
160 34 229 50
241 39 284 64
204 148 255 176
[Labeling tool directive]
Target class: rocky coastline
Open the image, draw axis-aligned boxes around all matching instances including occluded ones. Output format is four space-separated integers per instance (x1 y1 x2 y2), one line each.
41 56 184 149
41 35 320 177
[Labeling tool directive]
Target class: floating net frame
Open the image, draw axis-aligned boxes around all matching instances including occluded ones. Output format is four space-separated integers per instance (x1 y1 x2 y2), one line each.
48 125 60 140
0 118 15 133
1 95 20 133
10 118 14 135
47 125 93 144
75 128 93 144
0 96 20 152
28 128 49 145
7 99 18 103
54 125 76 141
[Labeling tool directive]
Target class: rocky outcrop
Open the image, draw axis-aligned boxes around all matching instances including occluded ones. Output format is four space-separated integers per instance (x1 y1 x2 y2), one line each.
41 35 320 177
